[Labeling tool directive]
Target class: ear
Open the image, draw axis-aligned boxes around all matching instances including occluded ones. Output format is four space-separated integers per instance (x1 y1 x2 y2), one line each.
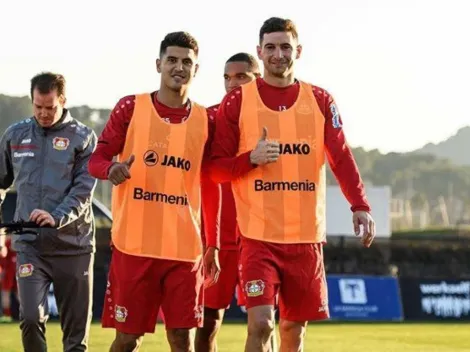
256 45 262 60
60 95 67 106
194 63 199 77
156 58 162 73
296 44 303 60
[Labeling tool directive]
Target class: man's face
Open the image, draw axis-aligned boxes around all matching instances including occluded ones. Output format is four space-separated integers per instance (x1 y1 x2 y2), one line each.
32 88 65 128
157 46 199 92
224 61 258 93
257 31 302 78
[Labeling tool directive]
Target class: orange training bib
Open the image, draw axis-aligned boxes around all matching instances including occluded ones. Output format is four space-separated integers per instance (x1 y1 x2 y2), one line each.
232 80 326 243
111 94 208 261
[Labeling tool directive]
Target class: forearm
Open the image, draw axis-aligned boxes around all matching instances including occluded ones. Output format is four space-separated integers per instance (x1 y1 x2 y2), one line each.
327 147 371 212
0 132 14 190
88 156 114 180
210 151 256 183
325 125 370 212
210 91 255 183
88 150 114 180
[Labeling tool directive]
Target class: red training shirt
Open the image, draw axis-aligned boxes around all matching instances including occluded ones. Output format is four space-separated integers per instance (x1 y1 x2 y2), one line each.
203 104 238 250
210 77 371 214
88 92 220 249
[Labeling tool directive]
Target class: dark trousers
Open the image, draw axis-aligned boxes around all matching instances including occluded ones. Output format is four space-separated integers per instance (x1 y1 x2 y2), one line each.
16 252 94 352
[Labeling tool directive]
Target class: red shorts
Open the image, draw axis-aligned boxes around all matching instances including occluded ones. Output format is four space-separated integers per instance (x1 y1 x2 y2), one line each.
204 250 244 309
102 248 204 334
238 236 329 322
236 282 246 306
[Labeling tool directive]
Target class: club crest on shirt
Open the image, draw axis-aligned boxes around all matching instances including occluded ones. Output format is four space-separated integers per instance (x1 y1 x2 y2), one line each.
115 305 128 323
52 137 70 151
330 103 342 129
18 263 34 278
245 280 265 297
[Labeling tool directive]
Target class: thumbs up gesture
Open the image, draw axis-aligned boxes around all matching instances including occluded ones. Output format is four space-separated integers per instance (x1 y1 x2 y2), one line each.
249 127 280 166
107 154 135 185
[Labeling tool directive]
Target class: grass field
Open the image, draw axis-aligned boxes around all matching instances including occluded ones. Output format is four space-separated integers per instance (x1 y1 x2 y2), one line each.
0 322 469 351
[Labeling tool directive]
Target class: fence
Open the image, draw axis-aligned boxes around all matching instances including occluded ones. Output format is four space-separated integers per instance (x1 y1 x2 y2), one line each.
5 236 470 322
323 235 470 279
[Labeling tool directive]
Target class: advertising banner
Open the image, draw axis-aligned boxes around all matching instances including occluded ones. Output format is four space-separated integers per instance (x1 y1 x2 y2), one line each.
327 275 403 321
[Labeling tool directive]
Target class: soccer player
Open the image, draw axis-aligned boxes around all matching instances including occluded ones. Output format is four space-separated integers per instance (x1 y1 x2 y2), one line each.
210 17 376 351
88 31 221 352
195 52 260 352
0 72 97 351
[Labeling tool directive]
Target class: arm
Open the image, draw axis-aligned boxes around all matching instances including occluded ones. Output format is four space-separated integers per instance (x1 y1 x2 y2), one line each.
201 115 221 249
320 90 371 212
88 96 133 180
50 131 98 228
0 130 14 243
0 129 14 192
210 88 256 183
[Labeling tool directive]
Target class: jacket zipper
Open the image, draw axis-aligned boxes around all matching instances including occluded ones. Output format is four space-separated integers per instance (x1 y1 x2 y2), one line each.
38 129 47 228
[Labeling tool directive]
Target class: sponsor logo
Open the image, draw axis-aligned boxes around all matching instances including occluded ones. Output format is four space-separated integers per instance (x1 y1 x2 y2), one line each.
133 187 188 206
419 281 470 318
144 150 159 166
143 150 191 171
279 143 311 155
115 305 128 323
13 151 34 158
18 264 34 278
339 279 367 304
420 281 470 295
21 138 31 144
254 180 316 192
161 155 191 170
245 280 265 297
52 137 70 151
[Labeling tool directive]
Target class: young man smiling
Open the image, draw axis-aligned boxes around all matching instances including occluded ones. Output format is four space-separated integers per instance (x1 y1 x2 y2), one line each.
89 31 220 352
210 17 376 351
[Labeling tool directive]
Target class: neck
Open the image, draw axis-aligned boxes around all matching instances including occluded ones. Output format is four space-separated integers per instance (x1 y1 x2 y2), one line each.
263 70 295 87
156 86 189 108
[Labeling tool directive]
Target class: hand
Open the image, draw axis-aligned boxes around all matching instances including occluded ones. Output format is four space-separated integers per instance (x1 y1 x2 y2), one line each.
203 247 221 288
249 127 280 166
29 209 56 227
353 211 376 248
108 155 135 186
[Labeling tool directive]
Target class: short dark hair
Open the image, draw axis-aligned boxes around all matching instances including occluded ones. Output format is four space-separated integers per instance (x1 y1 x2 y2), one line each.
259 17 299 44
226 53 260 73
30 72 66 99
159 31 199 57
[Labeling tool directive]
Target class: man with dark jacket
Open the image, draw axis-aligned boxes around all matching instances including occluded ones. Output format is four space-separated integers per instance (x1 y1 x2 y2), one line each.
0 72 97 352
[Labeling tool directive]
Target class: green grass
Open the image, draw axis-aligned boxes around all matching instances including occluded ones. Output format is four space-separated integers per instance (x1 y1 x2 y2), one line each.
0 321 469 351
